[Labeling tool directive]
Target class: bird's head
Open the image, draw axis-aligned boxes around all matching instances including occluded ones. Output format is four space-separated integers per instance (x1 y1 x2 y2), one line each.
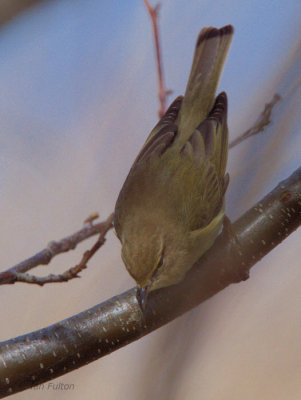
119 218 194 309
121 223 165 308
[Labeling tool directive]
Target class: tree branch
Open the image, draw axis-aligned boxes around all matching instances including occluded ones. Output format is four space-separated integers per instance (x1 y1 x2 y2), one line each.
229 93 281 148
0 166 300 398
143 0 170 117
0 213 114 285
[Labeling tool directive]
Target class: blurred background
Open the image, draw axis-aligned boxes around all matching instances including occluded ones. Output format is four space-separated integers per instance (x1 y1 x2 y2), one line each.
0 0 300 399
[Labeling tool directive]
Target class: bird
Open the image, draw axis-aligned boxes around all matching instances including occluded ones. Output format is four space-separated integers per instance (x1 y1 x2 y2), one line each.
114 25 234 308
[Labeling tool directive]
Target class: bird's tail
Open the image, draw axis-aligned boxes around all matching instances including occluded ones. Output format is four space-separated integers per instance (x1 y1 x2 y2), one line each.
177 25 234 144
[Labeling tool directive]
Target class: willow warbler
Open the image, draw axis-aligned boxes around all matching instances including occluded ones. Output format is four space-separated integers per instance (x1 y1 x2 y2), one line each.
114 25 233 307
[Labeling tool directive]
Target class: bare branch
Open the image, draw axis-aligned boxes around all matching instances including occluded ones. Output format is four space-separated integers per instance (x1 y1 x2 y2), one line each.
0 166 300 398
0 213 114 285
143 0 171 117
229 93 281 149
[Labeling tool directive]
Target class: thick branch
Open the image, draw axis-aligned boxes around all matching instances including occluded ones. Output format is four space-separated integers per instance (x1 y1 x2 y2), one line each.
0 167 300 398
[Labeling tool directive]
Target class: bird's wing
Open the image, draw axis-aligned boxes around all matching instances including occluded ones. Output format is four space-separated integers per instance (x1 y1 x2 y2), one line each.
114 92 229 236
133 96 183 165
164 92 229 230
114 96 183 237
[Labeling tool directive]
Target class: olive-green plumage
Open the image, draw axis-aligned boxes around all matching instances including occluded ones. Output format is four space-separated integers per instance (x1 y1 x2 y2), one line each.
114 25 234 304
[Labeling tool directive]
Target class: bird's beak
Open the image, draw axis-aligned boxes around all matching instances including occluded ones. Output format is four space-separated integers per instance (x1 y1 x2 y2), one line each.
137 285 150 311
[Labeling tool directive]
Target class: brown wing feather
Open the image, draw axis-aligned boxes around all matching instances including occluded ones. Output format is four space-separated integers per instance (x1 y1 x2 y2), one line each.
134 96 183 165
114 97 183 237
200 91 228 176
168 92 228 230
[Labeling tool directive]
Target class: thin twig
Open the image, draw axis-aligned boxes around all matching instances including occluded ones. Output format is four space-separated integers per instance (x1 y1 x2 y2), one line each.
143 0 171 117
229 93 281 149
0 213 114 285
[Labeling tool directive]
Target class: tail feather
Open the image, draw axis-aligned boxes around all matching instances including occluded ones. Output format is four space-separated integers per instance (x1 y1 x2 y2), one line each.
176 25 233 144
